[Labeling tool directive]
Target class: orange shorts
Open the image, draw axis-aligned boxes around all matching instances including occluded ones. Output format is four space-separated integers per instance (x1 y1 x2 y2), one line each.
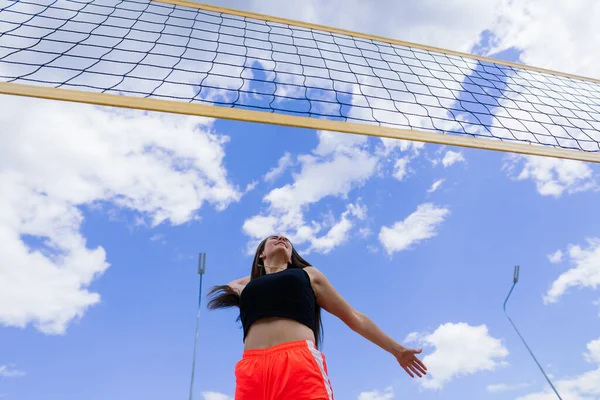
234 340 334 400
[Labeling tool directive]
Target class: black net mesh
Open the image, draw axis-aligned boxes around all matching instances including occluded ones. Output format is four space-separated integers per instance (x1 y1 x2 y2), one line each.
1 0 599 153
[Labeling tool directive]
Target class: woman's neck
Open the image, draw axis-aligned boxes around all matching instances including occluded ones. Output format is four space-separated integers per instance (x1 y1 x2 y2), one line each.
263 260 288 274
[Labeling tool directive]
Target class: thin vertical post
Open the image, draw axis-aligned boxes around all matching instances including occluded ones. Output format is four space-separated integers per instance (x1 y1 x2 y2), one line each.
189 253 206 400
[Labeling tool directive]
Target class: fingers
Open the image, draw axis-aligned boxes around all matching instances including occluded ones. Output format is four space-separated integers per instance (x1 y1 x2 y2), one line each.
410 364 423 377
401 358 427 378
398 349 428 378
403 365 414 378
412 360 427 376
414 357 427 372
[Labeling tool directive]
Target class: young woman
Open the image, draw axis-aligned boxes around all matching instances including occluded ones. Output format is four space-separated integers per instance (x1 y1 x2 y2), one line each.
208 234 427 399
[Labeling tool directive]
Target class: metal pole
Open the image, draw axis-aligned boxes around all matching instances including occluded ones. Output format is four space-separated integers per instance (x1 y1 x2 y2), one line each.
189 253 206 400
503 265 563 400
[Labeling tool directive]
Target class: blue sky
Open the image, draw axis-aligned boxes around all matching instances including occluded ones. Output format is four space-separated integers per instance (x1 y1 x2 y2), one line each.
1 1 600 400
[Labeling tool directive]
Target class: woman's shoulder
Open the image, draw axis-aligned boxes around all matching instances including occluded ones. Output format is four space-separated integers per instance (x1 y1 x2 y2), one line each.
228 275 250 295
301 266 326 283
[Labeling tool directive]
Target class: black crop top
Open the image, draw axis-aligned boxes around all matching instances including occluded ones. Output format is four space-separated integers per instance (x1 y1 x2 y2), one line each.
239 267 316 340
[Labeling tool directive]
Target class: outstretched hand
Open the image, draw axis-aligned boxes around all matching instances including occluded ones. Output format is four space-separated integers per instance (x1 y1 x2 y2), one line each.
395 347 427 378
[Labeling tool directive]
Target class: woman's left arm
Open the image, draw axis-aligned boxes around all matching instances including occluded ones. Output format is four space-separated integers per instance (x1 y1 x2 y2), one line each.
305 266 427 378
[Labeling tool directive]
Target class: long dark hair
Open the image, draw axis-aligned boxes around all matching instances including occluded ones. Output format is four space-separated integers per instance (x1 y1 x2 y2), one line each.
207 237 324 348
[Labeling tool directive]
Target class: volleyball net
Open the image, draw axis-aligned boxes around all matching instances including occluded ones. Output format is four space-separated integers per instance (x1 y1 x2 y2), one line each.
1 0 599 163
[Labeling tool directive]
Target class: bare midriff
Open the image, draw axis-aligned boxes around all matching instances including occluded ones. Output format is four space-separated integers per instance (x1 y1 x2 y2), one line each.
243 317 315 350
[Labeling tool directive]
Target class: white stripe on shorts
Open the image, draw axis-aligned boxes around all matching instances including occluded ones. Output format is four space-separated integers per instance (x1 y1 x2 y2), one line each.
306 340 334 400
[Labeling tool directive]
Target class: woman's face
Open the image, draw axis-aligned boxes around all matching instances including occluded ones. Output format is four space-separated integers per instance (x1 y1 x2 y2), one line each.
261 234 292 264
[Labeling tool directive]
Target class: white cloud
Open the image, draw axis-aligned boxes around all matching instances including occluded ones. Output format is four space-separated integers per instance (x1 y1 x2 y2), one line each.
544 238 600 304
487 381 534 393
358 227 372 238
263 152 294 183
0 365 25 378
547 250 564 264
150 234 167 245
503 155 597 198
348 202 369 221
428 179 445 193
367 245 379 253
377 138 425 184
488 0 600 79
243 131 377 254
358 386 394 400
379 138 425 156
392 156 411 181
404 331 426 344
210 0 504 54
412 322 509 390
263 152 376 213
243 180 259 194
379 203 449 256
202 392 232 400
442 151 465 167
307 203 367 254
585 338 600 364
0 96 242 334
314 131 369 157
